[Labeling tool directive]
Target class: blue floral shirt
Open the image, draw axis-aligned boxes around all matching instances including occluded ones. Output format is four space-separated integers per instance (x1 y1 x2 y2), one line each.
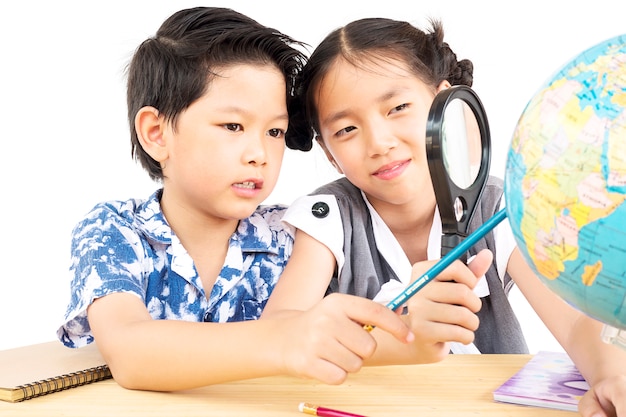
57 190 294 348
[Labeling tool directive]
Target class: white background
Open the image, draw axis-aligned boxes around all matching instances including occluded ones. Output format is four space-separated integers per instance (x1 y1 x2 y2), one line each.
2 0 625 351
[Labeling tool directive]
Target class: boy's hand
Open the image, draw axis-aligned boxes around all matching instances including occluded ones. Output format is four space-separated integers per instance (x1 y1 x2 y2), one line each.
276 293 413 385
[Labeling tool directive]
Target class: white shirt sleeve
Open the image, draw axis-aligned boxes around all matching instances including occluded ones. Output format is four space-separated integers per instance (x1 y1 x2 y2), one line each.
493 200 517 287
281 194 345 274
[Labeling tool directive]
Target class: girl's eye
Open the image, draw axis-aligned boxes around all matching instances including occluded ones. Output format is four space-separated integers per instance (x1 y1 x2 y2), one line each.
389 103 409 114
267 128 286 138
224 123 242 132
336 125 357 137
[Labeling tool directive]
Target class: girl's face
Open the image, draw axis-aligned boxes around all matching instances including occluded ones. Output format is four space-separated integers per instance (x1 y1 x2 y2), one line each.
160 63 287 222
315 56 446 210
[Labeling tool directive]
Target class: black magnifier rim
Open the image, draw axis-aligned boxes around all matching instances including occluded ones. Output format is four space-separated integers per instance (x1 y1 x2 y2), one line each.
425 85 491 237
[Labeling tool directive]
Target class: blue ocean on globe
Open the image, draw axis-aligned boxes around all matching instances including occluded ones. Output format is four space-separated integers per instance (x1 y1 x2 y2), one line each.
504 33 626 331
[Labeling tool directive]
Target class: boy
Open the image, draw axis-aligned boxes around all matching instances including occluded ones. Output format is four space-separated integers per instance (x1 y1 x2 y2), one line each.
56 7 416 391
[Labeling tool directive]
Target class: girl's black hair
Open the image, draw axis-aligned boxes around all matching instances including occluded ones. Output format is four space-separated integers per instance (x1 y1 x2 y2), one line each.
286 18 473 151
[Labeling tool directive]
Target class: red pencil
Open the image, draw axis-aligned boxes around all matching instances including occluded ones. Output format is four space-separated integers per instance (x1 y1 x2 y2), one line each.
299 402 368 417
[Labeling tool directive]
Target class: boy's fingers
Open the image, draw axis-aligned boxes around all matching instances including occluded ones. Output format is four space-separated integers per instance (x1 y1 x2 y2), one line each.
335 295 413 343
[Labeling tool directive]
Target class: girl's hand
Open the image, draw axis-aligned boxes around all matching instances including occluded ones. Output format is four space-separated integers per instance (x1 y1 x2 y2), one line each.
404 249 492 347
578 374 626 417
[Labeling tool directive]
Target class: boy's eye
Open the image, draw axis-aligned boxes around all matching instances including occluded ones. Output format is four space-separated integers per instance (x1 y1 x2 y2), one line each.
267 128 286 139
389 103 409 114
224 123 242 132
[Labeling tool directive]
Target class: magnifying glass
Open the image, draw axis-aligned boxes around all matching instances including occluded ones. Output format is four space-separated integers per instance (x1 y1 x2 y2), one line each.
425 85 491 262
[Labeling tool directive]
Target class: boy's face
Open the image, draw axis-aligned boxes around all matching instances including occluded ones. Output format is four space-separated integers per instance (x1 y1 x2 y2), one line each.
160 63 287 222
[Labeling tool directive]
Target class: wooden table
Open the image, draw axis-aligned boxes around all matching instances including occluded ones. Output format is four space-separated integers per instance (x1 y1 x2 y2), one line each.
0 354 577 416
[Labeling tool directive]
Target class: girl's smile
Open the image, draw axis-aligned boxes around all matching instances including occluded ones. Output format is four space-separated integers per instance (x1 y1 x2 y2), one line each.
372 159 411 180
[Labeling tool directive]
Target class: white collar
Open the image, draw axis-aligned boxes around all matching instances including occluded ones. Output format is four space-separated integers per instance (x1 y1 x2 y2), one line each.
360 190 441 285
361 190 489 299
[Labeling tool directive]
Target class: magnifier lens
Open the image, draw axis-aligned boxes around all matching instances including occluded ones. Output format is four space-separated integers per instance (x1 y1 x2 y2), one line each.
442 99 482 189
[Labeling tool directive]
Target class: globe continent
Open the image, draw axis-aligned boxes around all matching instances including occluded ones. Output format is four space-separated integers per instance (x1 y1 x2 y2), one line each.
504 34 626 330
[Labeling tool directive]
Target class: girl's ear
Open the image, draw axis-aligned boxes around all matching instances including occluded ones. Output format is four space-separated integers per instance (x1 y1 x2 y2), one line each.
135 106 168 163
436 80 452 93
316 136 344 175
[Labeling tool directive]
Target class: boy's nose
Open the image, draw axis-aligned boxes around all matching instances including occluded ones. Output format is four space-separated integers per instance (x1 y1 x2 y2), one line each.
244 134 267 166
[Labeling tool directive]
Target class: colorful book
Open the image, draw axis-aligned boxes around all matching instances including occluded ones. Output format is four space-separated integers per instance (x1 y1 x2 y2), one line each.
493 351 589 412
0 341 111 403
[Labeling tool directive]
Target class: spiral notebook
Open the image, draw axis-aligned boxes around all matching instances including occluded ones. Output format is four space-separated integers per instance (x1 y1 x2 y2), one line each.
0 341 111 403
493 351 589 412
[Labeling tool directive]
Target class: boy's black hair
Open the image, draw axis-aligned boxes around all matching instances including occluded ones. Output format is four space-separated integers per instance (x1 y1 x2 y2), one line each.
127 7 307 181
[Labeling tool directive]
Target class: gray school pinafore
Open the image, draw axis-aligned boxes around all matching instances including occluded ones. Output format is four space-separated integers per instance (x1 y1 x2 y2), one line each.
310 176 529 354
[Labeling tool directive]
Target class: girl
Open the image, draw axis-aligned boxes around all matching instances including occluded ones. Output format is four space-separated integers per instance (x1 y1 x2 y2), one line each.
263 17 626 416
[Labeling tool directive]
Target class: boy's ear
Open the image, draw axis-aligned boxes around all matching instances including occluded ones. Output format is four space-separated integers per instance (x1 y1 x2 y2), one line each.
316 136 344 174
135 106 168 162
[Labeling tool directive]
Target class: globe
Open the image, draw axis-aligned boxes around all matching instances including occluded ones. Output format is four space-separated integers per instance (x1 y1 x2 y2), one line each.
504 33 626 332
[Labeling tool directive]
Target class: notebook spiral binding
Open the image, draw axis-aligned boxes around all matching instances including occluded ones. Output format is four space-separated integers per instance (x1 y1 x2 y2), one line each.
16 365 112 402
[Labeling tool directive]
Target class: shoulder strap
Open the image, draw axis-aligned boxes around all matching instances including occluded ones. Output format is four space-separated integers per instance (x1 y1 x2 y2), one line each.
313 178 397 298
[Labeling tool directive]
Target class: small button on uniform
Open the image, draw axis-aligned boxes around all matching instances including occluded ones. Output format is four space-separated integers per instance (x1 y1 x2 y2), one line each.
311 202 330 218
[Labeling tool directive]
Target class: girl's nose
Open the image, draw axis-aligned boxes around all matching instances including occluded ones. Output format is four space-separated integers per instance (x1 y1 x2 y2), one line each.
365 124 398 157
